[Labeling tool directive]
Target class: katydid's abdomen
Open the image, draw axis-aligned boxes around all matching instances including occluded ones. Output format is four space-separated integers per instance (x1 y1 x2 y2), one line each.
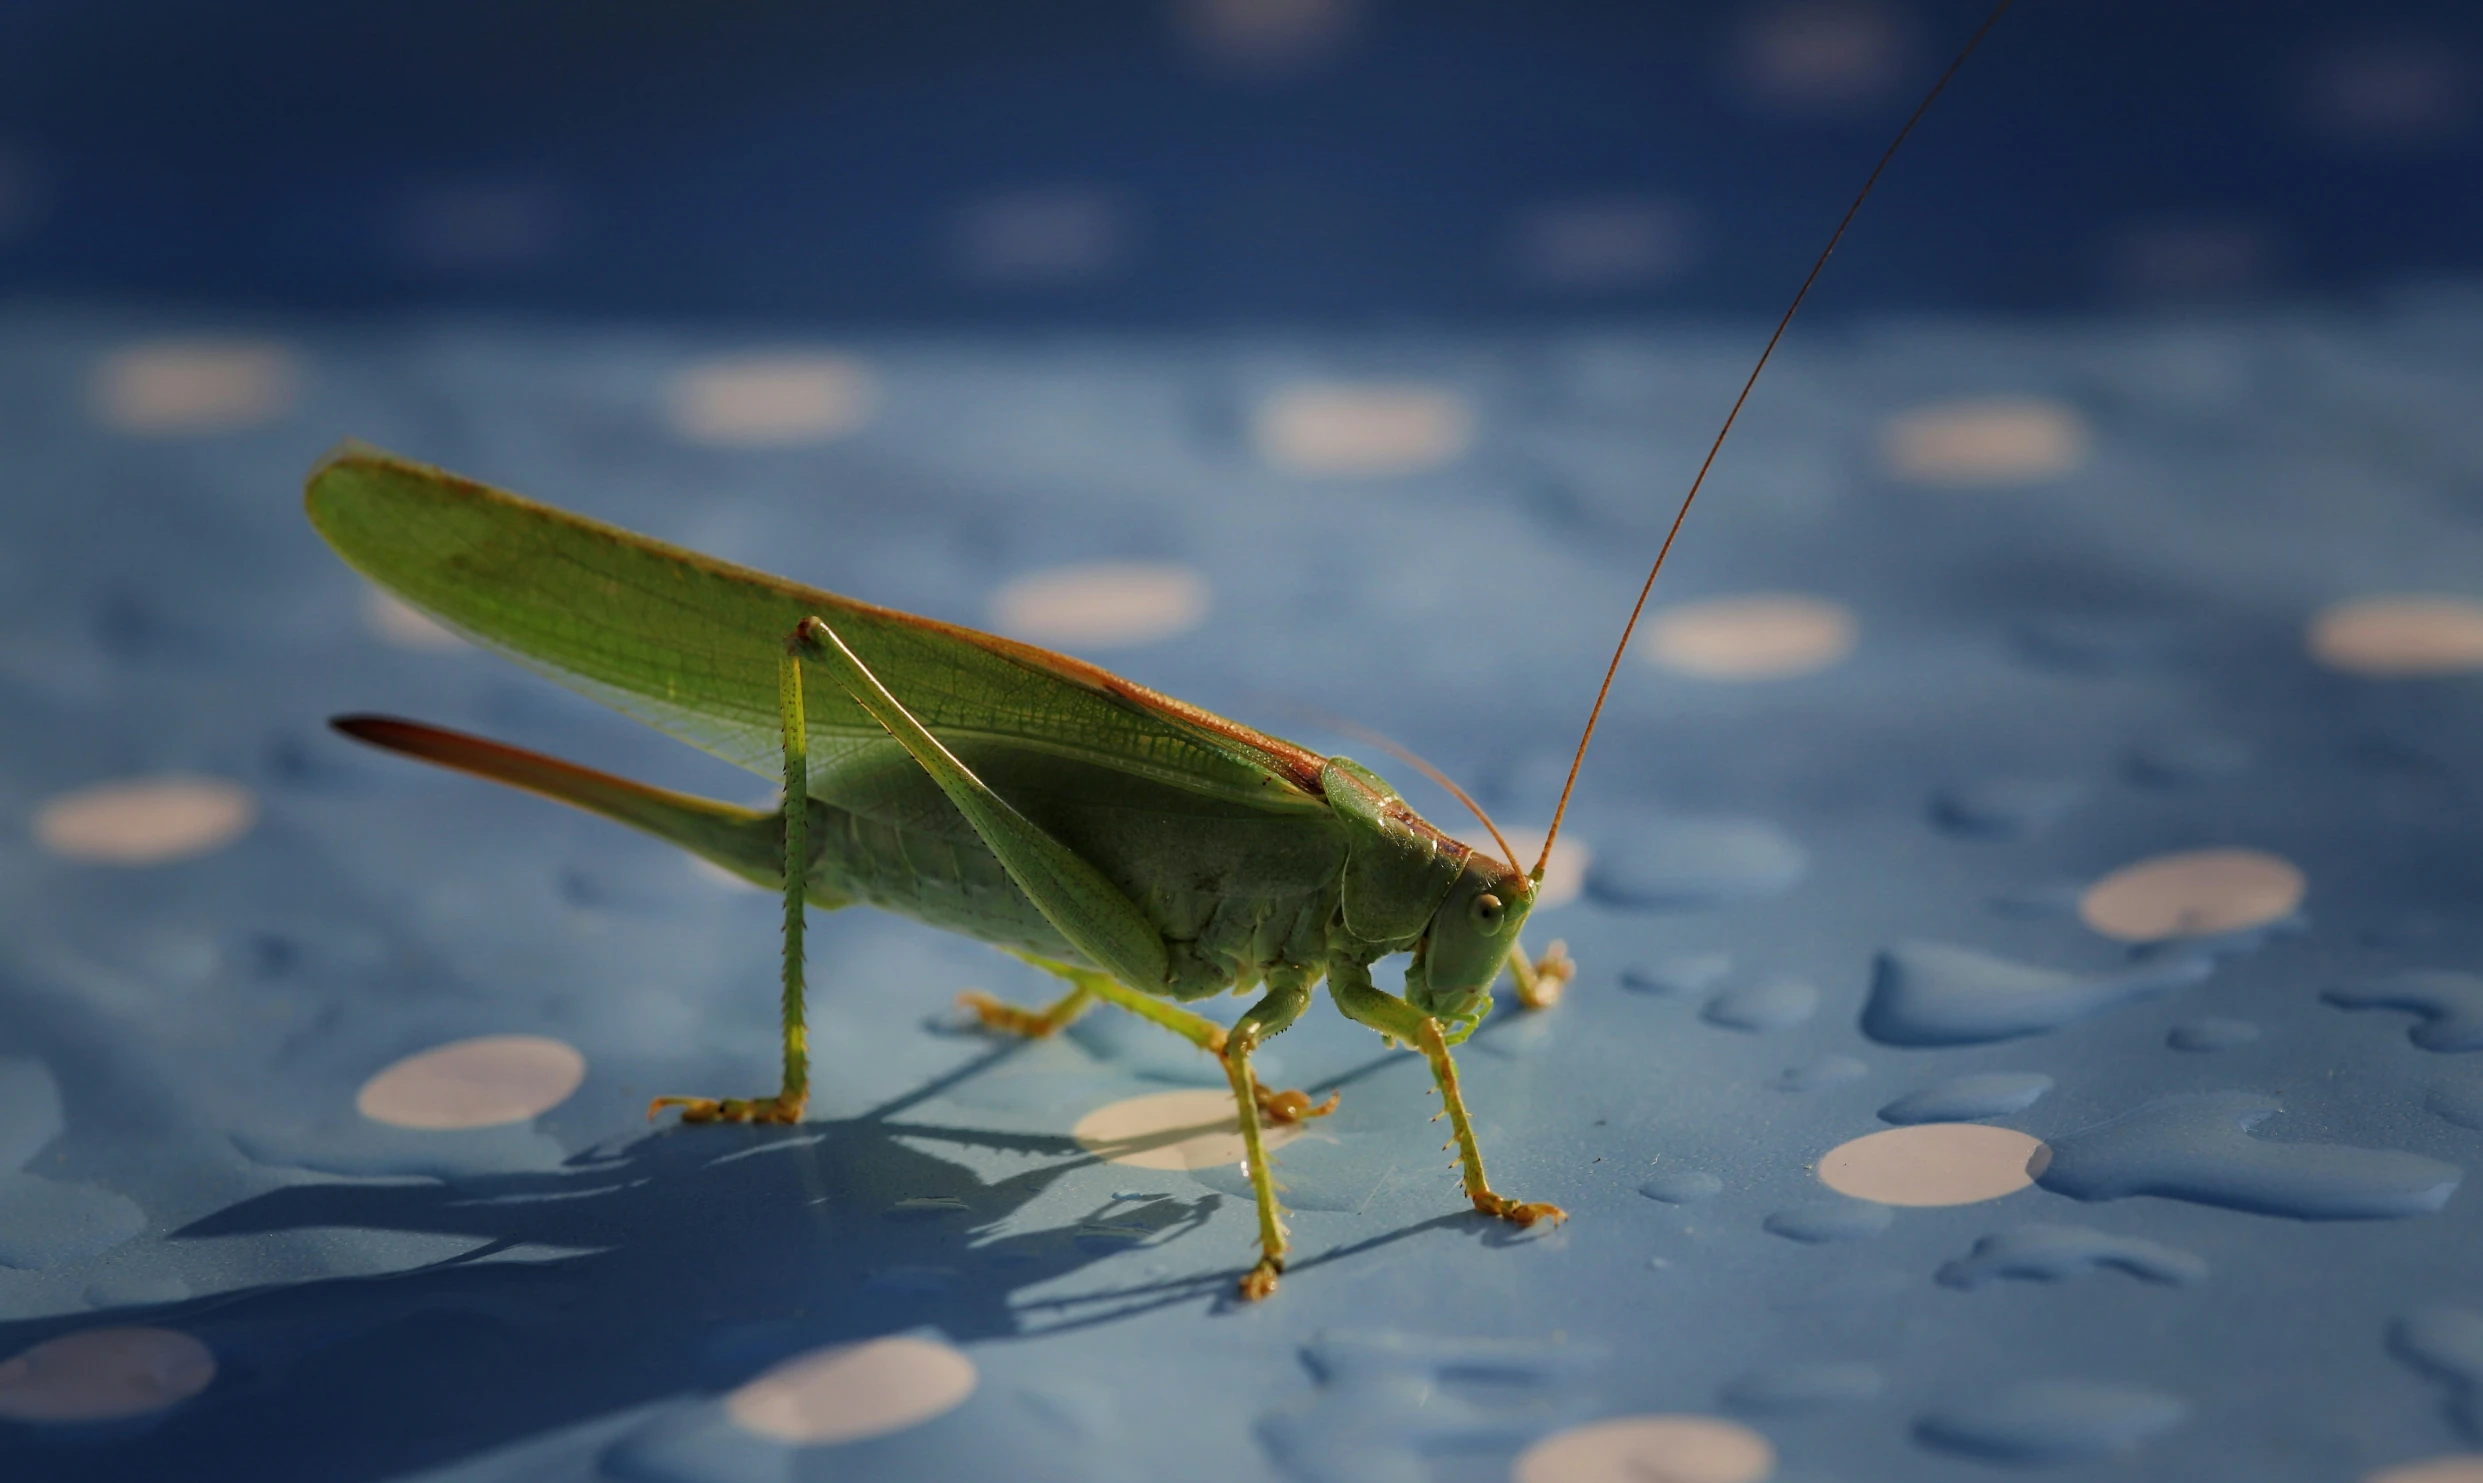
336 715 1359 1000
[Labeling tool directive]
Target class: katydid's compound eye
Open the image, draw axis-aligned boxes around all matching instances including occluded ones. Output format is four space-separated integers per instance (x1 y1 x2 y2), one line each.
1471 892 1504 929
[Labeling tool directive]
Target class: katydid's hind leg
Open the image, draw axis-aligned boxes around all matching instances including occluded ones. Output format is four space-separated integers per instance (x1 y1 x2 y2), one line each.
652 635 817 1128
956 982 1096 1039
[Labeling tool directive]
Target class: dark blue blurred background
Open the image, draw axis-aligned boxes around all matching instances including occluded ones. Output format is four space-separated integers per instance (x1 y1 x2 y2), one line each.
1 0 2476 325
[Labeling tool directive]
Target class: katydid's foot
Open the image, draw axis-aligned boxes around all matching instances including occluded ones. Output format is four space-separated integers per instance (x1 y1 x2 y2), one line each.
1516 940 1575 1011
648 1093 806 1125
957 989 1064 1038
1238 1255 1283 1301
1473 1190 1567 1226
1255 1084 1341 1125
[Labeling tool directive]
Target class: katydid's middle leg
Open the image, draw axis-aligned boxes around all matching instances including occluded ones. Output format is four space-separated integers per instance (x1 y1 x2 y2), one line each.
651 637 816 1126
1221 973 1319 1300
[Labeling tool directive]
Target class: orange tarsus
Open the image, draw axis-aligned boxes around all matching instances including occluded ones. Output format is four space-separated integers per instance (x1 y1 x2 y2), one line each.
1531 0 2018 882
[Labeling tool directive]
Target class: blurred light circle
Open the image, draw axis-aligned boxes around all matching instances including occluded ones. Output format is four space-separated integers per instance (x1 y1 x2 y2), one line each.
1817 1124 2046 1206
1881 397 2089 485
725 1336 976 1445
1734 1 1910 112
0 1328 215 1422
1074 1089 1303 1170
1254 384 1472 476
1175 0 1359 74
362 589 468 651
357 1035 587 1130
2310 597 2483 675
36 778 257 865
2080 848 2305 942
667 355 878 447
991 563 1210 648
1514 1414 1775 1483
92 341 297 435
1641 595 1856 680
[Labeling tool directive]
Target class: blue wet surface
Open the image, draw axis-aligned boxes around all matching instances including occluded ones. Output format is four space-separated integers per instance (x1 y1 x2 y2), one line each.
3 289 2483 1482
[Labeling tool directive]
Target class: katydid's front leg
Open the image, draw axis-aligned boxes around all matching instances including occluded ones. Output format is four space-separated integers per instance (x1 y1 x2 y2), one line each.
650 637 816 1126
1327 961 1566 1227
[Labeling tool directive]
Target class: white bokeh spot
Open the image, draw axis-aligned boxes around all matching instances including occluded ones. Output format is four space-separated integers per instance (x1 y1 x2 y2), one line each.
2310 597 2483 676
0 1328 215 1423
1255 384 1473 477
667 355 879 447
363 589 469 651
1640 595 1856 680
93 341 297 435
357 1035 587 1130
1514 1414 1775 1483
1817 1124 2046 1206
725 1336 976 1446
1073 1089 1305 1171
2080 848 2305 942
1882 396 2089 485
35 777 257 865
990 563 1210 649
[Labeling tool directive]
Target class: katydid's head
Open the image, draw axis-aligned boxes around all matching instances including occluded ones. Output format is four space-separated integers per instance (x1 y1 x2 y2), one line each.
1408 852 1533 1025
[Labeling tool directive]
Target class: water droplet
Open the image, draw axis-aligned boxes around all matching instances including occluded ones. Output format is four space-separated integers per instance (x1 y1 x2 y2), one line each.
2167 1017 2259 1053
1915 1379 2187 1463
1701 977 1818 1033
1936 1224 2208 1289
1861 940 2210 1047
2326 973 2483 1052
2038 1092 2461 1220
1719 1360 1882 1413
1637 1168 1723 1205
1929 775 2087 839
1772 1054 1866 1092
1589 818 1806 910
1879 1072 2053 1125
1764 1197 1892 1243
1621 952 1731 996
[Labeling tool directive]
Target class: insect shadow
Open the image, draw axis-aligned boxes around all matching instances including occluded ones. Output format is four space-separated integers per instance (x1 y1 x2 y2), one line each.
0 1033 1496 1483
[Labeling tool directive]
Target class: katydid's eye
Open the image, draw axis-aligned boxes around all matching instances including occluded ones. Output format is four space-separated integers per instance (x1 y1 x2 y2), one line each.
1471 892 1504 929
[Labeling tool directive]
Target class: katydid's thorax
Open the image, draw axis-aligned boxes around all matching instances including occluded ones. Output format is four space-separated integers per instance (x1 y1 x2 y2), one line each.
794 741 1467 1000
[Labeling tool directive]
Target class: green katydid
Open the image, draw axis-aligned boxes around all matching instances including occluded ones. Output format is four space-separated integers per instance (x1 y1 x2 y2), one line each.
304 5 2007 1301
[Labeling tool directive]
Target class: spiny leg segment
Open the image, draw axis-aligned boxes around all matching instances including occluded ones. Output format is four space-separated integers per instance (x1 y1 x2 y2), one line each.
649 632 817 1125
1328 962 1565 1227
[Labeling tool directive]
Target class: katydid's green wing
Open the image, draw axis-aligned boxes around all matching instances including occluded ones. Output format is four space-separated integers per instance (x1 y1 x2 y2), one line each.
306 444 1327 810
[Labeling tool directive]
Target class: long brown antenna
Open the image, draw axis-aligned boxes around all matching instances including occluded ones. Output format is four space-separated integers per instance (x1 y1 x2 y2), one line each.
1533 0 2016 881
